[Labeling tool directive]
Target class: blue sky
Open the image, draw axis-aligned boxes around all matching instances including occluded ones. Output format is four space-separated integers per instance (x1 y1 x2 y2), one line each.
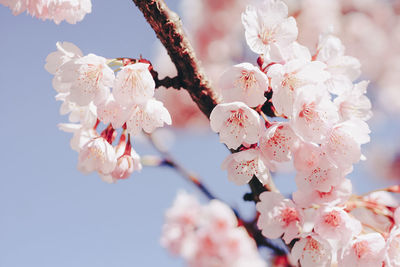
0 1 398 267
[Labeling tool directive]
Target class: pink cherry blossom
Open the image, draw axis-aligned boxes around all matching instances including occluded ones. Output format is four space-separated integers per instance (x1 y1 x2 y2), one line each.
113 63 155 107
221 148 272 186
291 85 339 143
256 191 302 244
241 0 298 58
259 122 298 162
96 95 129 129
291 234 332 267
385 227 400 267
334 81 372 121
293 141 321 172
77 137 117 175
314 206 362 246
338 233 386 267
293 178 352 208
322 119 370 169
295 154 345 193
111 149 142 180
219 62 268 107
161 192 202 256
61 53 114 106
317 33 361 95
126 98 172 136
1 0 92 24
268 59 330 117
210 102 262 149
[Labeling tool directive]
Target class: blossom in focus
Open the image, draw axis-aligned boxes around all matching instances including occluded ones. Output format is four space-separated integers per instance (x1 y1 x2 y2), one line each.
60 53 114 106
113 63 155 107
338 233 386 267
1 0 92 24
219 62 268 107
126 98 172 136
241 0 298 59
256 191 302 244
77 137 117 175
259 122 298 163
210 102 262 149
290 234 332 267
221 148 271 186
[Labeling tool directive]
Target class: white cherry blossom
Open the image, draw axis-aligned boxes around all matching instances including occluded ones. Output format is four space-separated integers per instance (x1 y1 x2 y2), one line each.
96 95 129 129
77 137 117 175
221 148 272 186
268 59 330 117
58 123 97 152
61 53 114 106
210 102 262 149
291 85 339 143
291 234 332 267
126 98 172 136
334 81 372 121
241 0 298 58
219 62 268 107
256 191 302 244
317 33 361 95
322 119 370 169
113 63 155 107
338 233 386 267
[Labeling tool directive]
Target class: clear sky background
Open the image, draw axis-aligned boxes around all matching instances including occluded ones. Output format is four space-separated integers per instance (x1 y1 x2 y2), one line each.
0 1 398 267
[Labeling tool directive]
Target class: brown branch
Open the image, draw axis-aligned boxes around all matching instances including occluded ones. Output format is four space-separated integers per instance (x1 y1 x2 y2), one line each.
132 0 219 118
149 68 182 90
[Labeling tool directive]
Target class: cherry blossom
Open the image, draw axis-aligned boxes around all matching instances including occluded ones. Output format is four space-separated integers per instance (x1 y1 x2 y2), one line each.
96 95 129 129
210 102 262 149
58 123 97 152
113 63 155 107
259 122 298 162
221 148 272 186
314 206 362 246
334 81 372 121
241 0 298 59
256 191 302 244
268 59 330 117
291 85 339 143
60 53 114 106
322 119 370 169
338 233 386 267
77 137 117 175
316 33 361 95
219 62 268 107
291 233 333 267
1 0 92 24
126 98 172 136
292 178 352 208
162 192 266 267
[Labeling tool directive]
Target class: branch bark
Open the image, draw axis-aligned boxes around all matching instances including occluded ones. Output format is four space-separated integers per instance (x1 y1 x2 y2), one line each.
132 0 219 118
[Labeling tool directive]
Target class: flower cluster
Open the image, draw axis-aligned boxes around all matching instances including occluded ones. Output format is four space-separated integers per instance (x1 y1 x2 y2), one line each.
161 192 267 267
46 42 171 183
1 0 91 24
209 0 399 265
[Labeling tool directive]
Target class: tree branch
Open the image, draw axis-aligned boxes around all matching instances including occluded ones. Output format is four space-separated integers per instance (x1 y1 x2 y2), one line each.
132 0 219 118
